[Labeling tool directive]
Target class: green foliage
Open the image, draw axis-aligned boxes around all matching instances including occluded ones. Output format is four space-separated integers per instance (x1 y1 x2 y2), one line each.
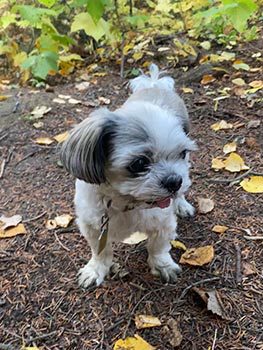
0 0 261 81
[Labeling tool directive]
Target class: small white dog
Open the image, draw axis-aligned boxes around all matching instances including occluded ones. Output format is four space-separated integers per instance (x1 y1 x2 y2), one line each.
61 64 196 288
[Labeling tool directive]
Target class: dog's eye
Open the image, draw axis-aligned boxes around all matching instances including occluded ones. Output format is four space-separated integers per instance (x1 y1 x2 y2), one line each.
127 156 150 175
180 150 188 159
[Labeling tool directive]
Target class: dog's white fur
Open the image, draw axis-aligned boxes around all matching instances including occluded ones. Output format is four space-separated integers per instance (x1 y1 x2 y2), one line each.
61 64 196 288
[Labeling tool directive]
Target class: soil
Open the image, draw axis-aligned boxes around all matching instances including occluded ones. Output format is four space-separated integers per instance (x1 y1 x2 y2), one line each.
0 39 263 350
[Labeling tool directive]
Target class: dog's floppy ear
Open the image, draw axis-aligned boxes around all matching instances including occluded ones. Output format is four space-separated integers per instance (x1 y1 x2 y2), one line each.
60 109 118 184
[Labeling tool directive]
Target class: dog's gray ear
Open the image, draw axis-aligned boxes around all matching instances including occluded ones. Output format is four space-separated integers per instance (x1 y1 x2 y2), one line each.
60 109 118 184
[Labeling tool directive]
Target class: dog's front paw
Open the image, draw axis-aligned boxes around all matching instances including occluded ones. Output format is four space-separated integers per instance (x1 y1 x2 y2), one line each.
174 197 195 218
78 259 111 288
148 253 182 283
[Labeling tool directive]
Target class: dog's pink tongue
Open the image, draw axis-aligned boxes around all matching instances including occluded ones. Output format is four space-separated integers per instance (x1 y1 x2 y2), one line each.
156 198 171 209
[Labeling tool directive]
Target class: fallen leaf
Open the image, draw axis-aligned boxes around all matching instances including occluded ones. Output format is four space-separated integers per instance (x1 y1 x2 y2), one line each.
223 141 237 154
247 119 261 129
0 95 10 101
181 87 194 94
211 157 225 170
54 214 73 228
123 231 147 244
98 96 111 105
0 214 22 230
240 176 263 193
232 60 250 71
212 225 229 234
161 318 182 348
22 347 40 350
249 80 263 89
224 152 249 172
53 131 69 143
133 52 144 61
135 315 161 329
179 245 214 266
53 98 66 104
243 262 257 276
31 105 51 119
220 51 235 61
200 41 211 50
211 120 233 131
114 334 155 350
246 137 259 150
0 223 27 238
33 122 44 129
171 240 187 251
197 198 214 214
232 78 246 86
58 94 71 99
75 81 90 91
192 287 225 318
68 98 81 104
201 74 216 85
35 137 54 145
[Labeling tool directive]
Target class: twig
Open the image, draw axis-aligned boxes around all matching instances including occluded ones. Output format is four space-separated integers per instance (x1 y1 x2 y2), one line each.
120 34 125 78
0 133 8 143
0 159 6 179
209 169 253 184
244 236 263 240
93 312 105 350
15 151 38 167
211 328 218 350
177 277 220 302
234 243 242 284
25 330 57 343
54 232 70 251
23 211 47 223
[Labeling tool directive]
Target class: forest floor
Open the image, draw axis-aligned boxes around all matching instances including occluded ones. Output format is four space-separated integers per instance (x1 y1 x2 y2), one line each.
0 36 263 350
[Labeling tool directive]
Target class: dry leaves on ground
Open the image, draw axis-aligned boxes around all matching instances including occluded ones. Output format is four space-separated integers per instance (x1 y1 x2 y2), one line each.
171 240 187 251
180 245 214 266
135 315 161 329
192 287 226 318
161 318 183 348
114 334 155 350
211 120 233 131
0 214 27 238
240 176 263 193
212 225 229 234
45 214 73 230
197 198 215 214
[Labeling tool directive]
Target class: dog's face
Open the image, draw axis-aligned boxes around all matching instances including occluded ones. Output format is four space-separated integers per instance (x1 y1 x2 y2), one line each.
61 101 196 208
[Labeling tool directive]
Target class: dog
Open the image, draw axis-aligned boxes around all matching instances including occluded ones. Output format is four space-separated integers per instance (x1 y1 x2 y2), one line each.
60 64 196 288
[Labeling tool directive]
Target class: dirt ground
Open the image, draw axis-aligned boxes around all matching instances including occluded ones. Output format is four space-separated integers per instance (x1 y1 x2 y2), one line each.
0 41 263 350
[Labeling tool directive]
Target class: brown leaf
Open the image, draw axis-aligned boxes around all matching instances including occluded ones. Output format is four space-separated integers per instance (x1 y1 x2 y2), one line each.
35 137 54 145
212 225 229 234
243 262 257 276
247 119 261 129
192 287 225 318
201 74 216 85
0 223 27 238
161 318 182 348
179 245 214 266
197 198 214 214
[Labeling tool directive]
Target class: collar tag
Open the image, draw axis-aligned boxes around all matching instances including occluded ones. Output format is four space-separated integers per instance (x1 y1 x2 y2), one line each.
98 212 109 255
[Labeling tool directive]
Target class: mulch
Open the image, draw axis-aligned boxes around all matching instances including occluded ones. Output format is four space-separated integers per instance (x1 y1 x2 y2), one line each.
0 39 263 350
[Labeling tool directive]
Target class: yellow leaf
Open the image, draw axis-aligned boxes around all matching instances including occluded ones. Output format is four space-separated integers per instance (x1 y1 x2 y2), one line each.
181 87 194 94
179 245 214 266
220 51 235 61
212 225 229 234
114 334 155 350
0 95 10 101
240 176 263 193
53 131 69 143
248 80 263 89
171 240 187 251
201 74 216 85
0 223 27 239
211 120 233 131
232 60 250 71
35 137 54 145
13 52 27 67
22 347 40 350
54 214 73 228
200 41 211 50
133 52 143 61
211 157 225 170
93 72 107 77
135 315 162 329
223 142 237 154
224 152 249 173
232 78 246 86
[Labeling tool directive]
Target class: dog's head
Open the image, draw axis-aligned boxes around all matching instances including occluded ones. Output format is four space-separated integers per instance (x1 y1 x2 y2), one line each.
60 102 196 208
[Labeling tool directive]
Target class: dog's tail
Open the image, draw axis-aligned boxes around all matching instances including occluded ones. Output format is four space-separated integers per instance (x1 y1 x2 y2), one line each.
129 64 175 93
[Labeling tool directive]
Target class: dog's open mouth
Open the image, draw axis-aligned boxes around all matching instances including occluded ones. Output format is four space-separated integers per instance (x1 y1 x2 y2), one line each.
146 197 172 209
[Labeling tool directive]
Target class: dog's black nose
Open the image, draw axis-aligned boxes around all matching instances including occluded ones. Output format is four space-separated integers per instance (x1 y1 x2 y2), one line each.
161 175 182 193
